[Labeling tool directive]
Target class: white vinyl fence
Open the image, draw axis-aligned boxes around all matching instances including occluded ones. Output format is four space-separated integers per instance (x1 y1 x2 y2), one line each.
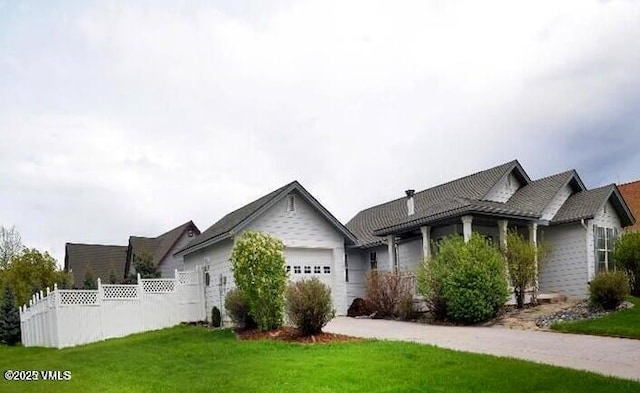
19 268 206 348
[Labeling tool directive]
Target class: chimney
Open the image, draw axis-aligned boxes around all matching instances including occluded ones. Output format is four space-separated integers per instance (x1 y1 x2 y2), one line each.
405 189 415 216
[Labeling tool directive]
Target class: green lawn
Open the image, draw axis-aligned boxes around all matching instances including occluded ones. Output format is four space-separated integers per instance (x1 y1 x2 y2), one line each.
552 297 640 339
0 326 638 393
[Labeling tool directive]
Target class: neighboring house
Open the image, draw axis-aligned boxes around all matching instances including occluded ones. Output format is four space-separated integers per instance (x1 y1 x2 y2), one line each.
618 180 640 231
176 160 634 317
64 221 200 286
126 221 201 278
64 243 128 287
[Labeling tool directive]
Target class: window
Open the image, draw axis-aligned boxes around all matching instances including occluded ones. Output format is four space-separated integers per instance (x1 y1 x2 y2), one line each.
287 194 296 212
286 265 291 273
294 266 301 274
187 229 194 237
205 272 210 286
345 253 349 282
370 252 377 270
324 266 331 274
304 266 311 274
314 266 321 274
596 226 618 272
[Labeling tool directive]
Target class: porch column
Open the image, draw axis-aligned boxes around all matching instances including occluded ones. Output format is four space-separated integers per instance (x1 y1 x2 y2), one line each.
528 222 539 290
498 220 508 251
420 226 431 260
387 234 396 272
461 215 473 243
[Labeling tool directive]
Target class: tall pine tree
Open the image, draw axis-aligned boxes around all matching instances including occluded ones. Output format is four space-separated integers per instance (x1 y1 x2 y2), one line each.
0 286 21 345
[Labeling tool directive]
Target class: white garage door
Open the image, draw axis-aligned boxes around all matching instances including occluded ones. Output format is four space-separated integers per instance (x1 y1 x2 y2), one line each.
284 247 333 289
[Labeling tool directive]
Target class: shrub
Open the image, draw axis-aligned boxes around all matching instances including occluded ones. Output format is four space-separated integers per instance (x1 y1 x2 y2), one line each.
614 231 640 296
0 286 21 345
589 271 629 310
211 306 222 328
285 278 335 336
417 234 509 324
365 271 414 319
504 230 549 309
224 287 256 329
347 298 370 317
230 231 287 331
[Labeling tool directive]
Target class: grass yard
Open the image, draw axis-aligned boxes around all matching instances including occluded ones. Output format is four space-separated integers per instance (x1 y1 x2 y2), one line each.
552 296 640 339
1 326 638 393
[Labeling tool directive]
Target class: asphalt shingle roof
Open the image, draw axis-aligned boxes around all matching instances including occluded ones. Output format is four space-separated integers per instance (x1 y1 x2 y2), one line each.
552 184 615 224
506 170 579 215
179 182 297 253
346 160 527 246
64 243 128 286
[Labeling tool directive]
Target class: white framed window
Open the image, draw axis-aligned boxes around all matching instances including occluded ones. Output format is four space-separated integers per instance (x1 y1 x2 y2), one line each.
286 265 291 273
286 194 296 212
595 226 618 272
314 266 321 274
304 265 311 274
294 266 301 274
323 266 331 274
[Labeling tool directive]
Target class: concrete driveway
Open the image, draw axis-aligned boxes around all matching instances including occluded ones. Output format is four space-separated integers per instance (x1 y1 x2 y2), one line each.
325 317 640 381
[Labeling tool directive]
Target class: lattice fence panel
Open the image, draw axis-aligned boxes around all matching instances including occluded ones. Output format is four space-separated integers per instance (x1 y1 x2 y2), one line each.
103 285 139 300
177 271 199 285
59 291 98 305
142 279 175 293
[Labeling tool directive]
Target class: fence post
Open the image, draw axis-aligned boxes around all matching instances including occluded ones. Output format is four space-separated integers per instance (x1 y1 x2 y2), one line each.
137 273 143 330
97 278 104 342
54 283 61 348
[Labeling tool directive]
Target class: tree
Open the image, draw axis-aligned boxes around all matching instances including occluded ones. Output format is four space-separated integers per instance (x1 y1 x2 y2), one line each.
2 248 71 307
0 225 23 269
0 285 21 345
230 231 287 331
503 231 548 309
614 231 640 296
83 267 97 290
108 267 118 284
131 251 160 279
417 234 509 324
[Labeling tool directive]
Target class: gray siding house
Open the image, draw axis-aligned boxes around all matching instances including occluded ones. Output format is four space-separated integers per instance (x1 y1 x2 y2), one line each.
176 160 634 317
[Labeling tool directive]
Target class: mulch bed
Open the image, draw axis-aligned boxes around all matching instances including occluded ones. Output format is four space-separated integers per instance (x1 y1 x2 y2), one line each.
235 326 360 344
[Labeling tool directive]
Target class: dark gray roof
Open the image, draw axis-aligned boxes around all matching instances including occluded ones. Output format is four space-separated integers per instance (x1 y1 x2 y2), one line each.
177 181 357 255
552 184 635 226
64 243 128 287
373 198 539 236
127 221 200 271
506 170 584 215
347 160 530 246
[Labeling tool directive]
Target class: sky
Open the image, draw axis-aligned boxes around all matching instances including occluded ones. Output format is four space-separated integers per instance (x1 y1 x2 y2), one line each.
1 0 639 266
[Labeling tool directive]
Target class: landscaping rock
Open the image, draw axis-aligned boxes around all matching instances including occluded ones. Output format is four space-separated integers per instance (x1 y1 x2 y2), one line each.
535 301 613 327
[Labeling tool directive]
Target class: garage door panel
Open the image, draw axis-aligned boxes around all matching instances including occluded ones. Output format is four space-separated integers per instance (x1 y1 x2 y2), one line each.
284 248 333 287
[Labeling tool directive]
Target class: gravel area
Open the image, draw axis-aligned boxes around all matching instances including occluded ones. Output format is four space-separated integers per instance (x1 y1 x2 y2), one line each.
535 300 634 327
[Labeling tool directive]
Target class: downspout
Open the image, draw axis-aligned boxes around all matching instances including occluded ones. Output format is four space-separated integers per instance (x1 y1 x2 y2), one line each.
580 219 588 230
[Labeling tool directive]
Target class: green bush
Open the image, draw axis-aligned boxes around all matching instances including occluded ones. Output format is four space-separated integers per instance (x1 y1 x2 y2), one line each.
614 231 640 296
0 285 21 346
230 231 287 331
417 234 509 324
589 271 629 310
224 287 256 329
285 278 335 336
211 306 222 328
365 271 414 319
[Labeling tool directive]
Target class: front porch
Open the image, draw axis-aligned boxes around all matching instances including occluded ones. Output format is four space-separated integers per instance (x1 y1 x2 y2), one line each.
383 214 544 306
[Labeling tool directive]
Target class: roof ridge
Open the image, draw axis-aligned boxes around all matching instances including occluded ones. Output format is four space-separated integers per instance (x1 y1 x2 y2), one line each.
354 160 518 214
66 242 127 247
529 169 575 183
618 179 640 187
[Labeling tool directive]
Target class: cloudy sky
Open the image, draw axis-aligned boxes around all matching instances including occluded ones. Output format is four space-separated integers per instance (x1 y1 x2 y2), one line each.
1 0 639 265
